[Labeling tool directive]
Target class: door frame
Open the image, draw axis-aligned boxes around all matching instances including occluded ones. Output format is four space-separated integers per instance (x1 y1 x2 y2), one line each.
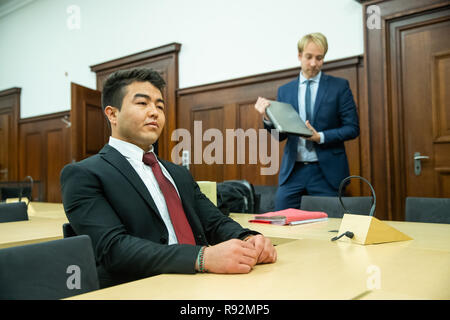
362 0 450 220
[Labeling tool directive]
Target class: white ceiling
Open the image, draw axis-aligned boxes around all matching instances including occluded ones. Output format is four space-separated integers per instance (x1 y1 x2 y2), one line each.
0 0 35 19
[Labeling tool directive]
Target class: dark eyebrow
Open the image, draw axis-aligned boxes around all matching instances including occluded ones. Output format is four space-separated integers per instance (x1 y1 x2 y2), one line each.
133 93 165 105
133 93 150 100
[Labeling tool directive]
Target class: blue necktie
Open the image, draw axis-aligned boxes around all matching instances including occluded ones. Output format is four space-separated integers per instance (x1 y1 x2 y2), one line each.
305 80 313 151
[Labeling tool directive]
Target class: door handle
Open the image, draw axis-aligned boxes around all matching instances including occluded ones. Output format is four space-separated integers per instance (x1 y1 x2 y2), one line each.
414 152 429 176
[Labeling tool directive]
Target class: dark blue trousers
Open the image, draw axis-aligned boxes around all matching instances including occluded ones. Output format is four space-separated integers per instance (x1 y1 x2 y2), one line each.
275 162 338 210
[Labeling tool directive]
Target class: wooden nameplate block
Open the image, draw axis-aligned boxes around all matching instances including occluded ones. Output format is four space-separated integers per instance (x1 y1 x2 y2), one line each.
337 214 413 245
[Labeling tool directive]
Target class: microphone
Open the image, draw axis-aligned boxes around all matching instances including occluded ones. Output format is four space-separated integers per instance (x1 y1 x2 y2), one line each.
331 231 354 241
331 176 377 242
338 175 376 217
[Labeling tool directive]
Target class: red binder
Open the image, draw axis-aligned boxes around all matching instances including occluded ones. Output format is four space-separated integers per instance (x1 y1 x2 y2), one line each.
249 208 328 225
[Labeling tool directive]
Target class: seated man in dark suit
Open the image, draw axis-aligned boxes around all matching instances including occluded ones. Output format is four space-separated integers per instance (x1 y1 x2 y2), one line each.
61 68 276 288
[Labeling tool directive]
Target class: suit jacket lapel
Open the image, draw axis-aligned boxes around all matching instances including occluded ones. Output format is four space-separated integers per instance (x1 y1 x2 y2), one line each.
99 144 161 219
312 73 328 125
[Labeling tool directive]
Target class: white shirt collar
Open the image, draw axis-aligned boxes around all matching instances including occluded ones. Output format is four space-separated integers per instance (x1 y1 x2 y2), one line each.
299 70 322 84
108 136 154 162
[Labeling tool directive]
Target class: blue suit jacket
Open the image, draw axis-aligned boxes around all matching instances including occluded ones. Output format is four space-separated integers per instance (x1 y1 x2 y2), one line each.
265 73 359 189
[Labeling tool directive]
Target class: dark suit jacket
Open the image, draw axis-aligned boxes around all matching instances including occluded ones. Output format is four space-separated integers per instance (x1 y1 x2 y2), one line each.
60 144 258 288
265 72 360 189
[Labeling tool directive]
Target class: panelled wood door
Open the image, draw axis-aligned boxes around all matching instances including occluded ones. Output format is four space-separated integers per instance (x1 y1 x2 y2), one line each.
388 8 450 215
71 83 105 162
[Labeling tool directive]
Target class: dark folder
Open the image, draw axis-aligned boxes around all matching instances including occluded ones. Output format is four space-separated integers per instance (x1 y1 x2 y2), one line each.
265 100 313 137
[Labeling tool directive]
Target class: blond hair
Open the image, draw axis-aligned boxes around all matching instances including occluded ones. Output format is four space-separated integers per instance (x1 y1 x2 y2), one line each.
297 33 328 55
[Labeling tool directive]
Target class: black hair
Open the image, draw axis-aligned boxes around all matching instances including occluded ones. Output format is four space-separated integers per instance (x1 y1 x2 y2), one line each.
101 68 166 112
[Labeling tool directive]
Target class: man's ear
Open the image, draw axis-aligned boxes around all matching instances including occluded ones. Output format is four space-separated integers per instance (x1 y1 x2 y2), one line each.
104 106 118 126
298 52 303 62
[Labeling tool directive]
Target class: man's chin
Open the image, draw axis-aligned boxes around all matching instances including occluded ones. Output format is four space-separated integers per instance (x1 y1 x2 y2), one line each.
309 70 320 78
138 134 160 147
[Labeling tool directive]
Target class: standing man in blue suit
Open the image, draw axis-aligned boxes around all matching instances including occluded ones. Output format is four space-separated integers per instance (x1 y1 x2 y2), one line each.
255 33 359 210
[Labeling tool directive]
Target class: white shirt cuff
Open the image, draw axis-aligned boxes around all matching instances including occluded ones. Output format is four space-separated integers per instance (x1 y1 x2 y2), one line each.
318 132 325 144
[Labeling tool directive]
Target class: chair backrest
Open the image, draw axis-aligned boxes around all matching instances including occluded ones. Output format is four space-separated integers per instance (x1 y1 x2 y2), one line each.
0 202 29 223
217 180 257 214
253 185 277 213
300 196 374 218
405 197 450 224
62 222 77 238
0 235 99 299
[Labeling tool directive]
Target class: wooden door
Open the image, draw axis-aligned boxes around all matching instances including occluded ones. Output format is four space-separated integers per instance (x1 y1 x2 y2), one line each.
0 113 10 181
71 83 106 162
389 9 450 216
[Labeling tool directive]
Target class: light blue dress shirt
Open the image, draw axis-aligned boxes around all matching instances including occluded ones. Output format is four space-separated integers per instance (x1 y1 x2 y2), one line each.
296 71 324 162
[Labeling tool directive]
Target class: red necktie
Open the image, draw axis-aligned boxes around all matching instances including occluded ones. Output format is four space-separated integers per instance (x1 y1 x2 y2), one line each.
142 152 196 245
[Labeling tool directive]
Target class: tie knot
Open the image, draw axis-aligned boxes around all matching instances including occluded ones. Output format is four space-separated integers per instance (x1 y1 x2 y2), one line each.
143 152 158 167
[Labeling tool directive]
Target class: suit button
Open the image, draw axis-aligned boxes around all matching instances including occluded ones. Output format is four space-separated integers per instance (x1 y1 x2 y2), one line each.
160 237 167 244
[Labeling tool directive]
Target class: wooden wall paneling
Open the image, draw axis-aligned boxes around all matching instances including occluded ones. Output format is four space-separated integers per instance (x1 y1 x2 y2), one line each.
22 130 42 183
362 0 450 220
235 100 282 186
90 43 181 161
19 111 71 202
177 56 365 193
0 88 20 182
46 128 67 202
190 104 226 181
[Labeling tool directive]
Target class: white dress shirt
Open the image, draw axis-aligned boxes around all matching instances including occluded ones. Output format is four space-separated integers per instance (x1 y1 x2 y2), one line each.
108 136 178 244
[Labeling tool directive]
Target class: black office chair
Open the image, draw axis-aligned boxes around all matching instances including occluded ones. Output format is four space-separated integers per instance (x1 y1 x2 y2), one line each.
0 235 99 299
217 180 257 214
62 222 77 238
0 186 32 201
405 197 450 224
300 196 373 218
253 185 277 213
0 176 34 202
0 202 29 223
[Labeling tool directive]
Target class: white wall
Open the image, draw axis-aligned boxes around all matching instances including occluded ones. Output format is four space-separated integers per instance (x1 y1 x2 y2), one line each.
0 0 363 118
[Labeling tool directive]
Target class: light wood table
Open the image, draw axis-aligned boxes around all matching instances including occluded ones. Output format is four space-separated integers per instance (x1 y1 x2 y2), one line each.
231 213 450 252
0 202 68 248
67 215 450 300
28 202 66 219
67 237 450 300
68 238 365 300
